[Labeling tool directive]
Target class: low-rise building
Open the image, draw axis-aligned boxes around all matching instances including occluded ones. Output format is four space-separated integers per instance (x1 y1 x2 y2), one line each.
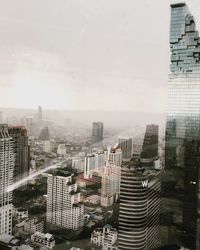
31 232 55 249
57 144 66 155
24 218 44 234
91 224 118 249
0 234 33 250
86 195 100 205
13 208 28 222
43 140 55 153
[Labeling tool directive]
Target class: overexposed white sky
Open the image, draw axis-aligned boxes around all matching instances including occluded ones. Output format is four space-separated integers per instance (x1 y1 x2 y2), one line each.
0 0 200 112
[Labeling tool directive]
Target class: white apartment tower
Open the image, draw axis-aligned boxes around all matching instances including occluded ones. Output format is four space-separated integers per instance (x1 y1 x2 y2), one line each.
0 124 14 235
107 147 122 199
101 166 115 207
47 171 84 230
84 151 106 179
108 147 122 167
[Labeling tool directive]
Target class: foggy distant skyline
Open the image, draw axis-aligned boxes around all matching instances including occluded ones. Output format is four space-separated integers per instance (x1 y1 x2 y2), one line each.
0 0 200 112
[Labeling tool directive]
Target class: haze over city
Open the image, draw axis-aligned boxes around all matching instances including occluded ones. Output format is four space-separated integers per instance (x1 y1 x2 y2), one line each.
0 0 199 112
1 1 200 250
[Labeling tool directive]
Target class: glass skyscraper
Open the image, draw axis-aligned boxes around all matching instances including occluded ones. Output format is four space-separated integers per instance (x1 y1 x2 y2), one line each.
141 124 159 167
163 2 200 249
92 122 104 145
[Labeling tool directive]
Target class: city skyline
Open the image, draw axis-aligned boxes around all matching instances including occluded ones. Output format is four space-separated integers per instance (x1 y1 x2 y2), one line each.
0 0 199 112
0 1 200 250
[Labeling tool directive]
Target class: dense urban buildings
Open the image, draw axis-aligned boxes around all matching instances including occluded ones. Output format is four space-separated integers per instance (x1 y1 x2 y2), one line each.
118 137 132 159
92 122 104 145
162 2 200 250
0 125 14 235
118 164 161 250
47 171 84 230
8 126 30 188
2 1 200 249
140 124 159 167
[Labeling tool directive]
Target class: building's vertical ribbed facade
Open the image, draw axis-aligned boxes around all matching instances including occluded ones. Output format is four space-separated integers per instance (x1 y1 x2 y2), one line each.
108 148 122 200
141 124 159 167
8 126 29 189
101 166 115 207
118 166 161 250
118 138 132 159
47 171 84 230
0 125 14 235
163 2 200 249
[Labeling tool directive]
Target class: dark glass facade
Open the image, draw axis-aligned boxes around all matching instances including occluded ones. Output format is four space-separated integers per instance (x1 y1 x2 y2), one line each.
8 126 30 188
92 122 103 145
141 124 159 167
162 2 200 249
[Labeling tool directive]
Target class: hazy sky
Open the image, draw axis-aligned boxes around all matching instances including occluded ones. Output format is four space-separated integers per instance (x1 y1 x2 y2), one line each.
0 0 200 112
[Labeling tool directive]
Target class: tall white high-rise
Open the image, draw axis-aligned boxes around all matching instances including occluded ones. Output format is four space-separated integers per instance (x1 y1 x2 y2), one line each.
107 147 122 200
47 171 84 230
108 147 122 167
0 125 14 235
101 166 115 207
84 151 106 179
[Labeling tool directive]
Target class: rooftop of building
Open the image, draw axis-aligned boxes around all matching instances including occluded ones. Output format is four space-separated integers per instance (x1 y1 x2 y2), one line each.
122 159 161 177
32 232 54 241
18 245 33 250
104 224 113 229
8 126 27 133
49 170 72 178
73 202 83 208
17 208 28 212
0 124 11 139
0 234 20 246
25 217 44 224
92 225 117 234
171 2 185 7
